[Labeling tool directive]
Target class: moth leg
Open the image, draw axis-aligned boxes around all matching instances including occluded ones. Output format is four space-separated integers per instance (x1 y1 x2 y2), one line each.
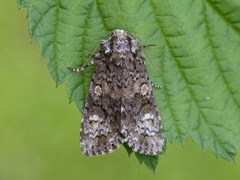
67 59 96 72
150 82 162 89
142 44 156 48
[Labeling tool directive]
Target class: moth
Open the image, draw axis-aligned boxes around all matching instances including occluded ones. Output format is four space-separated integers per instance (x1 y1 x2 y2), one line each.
68 29 164 156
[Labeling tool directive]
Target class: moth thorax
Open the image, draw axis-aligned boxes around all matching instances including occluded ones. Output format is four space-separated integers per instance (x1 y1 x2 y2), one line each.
113 37 130 52
110 54 126 66
115 41 128 51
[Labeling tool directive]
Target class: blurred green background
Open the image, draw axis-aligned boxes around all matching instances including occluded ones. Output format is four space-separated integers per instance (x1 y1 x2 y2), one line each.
1 1 240 180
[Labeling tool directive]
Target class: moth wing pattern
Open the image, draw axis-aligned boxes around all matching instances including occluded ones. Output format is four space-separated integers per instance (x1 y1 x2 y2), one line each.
80 56 122 156
119 36 164 155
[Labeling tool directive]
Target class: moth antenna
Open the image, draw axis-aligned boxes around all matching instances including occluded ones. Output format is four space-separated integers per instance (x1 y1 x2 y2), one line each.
140 44 162 88
68 32 110 72
67 59 96 72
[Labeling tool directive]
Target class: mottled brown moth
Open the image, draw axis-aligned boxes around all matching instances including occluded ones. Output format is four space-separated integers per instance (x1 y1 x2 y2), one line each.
68 29 164 156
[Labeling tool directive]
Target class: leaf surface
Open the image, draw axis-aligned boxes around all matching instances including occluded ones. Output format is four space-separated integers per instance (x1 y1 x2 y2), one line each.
17 0 240 172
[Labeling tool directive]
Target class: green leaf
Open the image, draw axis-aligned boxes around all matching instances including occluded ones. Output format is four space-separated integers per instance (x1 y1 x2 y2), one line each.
123 143 160 174
17 0 240 172
135 153 159 174
123 143 133 157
